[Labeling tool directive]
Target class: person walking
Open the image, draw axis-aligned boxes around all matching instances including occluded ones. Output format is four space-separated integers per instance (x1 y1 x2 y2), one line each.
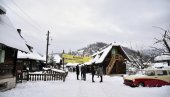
83 65 87 81
81 65 84 80
98 64 103 82
91 63 96 82
76 65 80 80
97 66 100 78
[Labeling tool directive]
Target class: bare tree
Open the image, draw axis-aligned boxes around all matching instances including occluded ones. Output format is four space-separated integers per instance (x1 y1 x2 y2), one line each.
153 26 170 53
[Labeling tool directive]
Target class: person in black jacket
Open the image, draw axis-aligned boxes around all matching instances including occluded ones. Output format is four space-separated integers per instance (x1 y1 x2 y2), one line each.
91 63 96 82
98 64 103 82
76 65 80 80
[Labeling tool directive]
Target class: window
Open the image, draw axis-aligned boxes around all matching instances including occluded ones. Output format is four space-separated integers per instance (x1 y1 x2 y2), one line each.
167 70 170 75
0 49 5 63
112 48 117 55
145 70 155 76
157 70 167 76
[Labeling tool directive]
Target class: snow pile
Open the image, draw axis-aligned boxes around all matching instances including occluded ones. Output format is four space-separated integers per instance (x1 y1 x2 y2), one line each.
66 63 79 67
42 67 51 71
0 73 170 97
51 69 66 73
29 71 43 74
42 67 66 73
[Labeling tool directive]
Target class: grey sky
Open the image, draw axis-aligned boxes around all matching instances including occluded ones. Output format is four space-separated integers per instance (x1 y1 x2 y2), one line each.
1 0 170 54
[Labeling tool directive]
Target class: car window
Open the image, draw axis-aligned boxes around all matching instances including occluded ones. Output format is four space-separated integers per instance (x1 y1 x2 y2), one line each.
168 70 170 75
157 70 167 76
145 70 155 76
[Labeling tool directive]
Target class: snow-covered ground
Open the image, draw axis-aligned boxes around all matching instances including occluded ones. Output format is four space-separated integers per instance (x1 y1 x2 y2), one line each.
0 73 170 97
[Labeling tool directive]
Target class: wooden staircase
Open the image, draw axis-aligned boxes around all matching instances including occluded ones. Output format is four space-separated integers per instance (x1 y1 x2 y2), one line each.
106 54 124 75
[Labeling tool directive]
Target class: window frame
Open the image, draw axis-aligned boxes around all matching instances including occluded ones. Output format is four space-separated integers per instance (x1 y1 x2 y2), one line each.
0 49 5 63
156 70 168 76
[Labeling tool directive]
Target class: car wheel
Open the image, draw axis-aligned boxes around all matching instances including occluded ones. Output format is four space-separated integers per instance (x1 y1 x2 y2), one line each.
138 82 145 87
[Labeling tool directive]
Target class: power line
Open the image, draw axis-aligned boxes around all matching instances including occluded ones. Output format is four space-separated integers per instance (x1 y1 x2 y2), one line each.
1 1 45 34
11 0 46 33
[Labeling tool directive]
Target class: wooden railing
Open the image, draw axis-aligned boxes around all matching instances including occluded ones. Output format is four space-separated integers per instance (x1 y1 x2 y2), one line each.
106 54 124 75
28 73 66 81
17 69 68 82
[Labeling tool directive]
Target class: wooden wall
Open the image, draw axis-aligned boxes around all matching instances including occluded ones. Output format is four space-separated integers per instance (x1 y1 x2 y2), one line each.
0 44 17 78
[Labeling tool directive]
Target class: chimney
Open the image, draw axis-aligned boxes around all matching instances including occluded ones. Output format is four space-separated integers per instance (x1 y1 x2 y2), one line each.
17 29 24 39
17 29 21 34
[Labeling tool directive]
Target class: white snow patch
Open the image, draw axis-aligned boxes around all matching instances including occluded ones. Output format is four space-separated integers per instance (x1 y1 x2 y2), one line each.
66 63 79 67
51 69 66 73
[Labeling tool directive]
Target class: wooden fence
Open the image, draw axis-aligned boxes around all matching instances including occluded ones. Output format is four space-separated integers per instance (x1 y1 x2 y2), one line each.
17 69 68 82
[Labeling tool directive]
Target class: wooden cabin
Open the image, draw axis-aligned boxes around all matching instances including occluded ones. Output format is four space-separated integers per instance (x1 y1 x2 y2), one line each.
17 50 45 72
0 5 29 91
16 29 45 72
93 44 130 75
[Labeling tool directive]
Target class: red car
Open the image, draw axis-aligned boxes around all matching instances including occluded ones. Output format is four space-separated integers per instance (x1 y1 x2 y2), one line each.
123 69 170 87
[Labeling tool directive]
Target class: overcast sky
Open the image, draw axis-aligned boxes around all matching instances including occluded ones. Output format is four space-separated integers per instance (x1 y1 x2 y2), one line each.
1 0 170 54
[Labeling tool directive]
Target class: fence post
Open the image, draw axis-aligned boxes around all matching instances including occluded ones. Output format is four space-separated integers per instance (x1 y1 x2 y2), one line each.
44 73 46 81
26 70 29 81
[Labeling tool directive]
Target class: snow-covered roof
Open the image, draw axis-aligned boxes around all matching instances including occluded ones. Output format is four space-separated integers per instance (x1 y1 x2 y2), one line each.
120 46 131 61
53 54 61 63
84 59 94 65
17 49 45 61
44 54 61 63
0 7 29 52
42 68 65 73
66 63 79 67
154 53 170 62
92 43 130 64
95 44 113 64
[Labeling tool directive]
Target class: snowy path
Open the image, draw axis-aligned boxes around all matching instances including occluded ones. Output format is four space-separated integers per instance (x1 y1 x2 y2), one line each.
0 72 170 97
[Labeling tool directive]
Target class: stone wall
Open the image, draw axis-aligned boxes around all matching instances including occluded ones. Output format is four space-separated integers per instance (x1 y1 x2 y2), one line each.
0 77 16 91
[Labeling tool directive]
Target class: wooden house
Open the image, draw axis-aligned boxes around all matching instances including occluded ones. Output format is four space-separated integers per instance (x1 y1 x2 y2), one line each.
17 48 45 72
92 43 130 75
0 5 29 91
154 53 170 66
152 53 170 68
16 29 45 72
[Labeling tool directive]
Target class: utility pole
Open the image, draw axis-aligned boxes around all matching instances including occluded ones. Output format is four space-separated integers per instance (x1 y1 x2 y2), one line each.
46 31 50 67
62 50 65 70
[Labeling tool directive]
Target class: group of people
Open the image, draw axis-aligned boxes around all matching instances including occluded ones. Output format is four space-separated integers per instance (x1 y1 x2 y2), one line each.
76 64 87 81
76 63 103 83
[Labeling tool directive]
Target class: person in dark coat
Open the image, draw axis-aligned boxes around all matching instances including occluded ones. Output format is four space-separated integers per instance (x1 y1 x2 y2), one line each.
82 64 87 81
81 65 83 80
91 63 96 82
98 64 103 82
76 65 80 80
